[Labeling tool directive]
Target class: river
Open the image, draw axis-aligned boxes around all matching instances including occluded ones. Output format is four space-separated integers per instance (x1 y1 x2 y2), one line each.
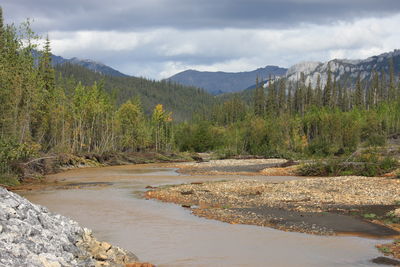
21 164 386 266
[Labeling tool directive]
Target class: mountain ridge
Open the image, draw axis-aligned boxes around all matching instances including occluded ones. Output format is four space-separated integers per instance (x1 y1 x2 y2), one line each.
33 50 129 77
167 65 288 95
47 49 400 95
286 49 400 88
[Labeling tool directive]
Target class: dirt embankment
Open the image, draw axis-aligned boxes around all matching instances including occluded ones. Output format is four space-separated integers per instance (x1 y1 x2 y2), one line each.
5 151 194 191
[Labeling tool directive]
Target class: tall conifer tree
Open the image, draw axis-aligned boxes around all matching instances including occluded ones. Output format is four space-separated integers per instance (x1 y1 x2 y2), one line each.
323 65 332 107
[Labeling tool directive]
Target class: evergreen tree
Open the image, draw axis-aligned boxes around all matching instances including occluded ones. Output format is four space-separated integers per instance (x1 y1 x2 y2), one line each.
315 75 322 107
266 75 277 114
306 80 313 109
332 77 338 107
354 73 364 108
388 58 396 100
39 36 55 94
368 70 379 109
323 65 332 107
254 76 265 116
380 69 386 101
287 84 293 114
0 7 4 51
277 79 286 114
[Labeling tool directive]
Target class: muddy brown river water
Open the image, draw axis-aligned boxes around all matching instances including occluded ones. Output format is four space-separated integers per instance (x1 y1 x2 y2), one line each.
21 164 388 266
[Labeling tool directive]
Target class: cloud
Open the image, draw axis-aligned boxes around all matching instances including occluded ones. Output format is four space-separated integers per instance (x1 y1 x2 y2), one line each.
3 0 400 32
2 1 400 79
40 12 400 79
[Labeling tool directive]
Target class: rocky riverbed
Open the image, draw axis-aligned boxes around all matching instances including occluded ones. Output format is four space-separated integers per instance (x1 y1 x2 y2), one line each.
0 187 152 267
175 158 295 175
146 175 400 237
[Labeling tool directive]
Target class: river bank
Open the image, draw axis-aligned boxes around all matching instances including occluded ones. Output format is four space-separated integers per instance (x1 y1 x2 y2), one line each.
3 151 194 190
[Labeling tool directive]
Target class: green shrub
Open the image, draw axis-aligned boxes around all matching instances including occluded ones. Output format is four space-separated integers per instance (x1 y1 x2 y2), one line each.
0 139 40 184
0 173 20 186
363 213 377 219
366 134 386 147
297 153 398 177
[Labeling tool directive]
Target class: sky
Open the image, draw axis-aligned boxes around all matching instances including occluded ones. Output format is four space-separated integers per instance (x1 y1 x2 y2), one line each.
2 0 400 79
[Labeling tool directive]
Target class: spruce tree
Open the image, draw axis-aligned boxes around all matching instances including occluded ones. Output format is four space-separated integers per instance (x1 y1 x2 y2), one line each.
306 80 313 109
0 6 4 52
34 35 56 148
355 73 364 108
389 58 396 100
254 76 265 116
277 78 286 114
380 69 386 102
39 35 55 94
315 75 322 107
332 77 337 107
266 75 277 114
323 65 332 107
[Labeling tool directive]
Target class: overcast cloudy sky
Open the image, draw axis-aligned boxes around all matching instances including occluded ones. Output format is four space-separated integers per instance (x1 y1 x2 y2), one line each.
2 0 400 79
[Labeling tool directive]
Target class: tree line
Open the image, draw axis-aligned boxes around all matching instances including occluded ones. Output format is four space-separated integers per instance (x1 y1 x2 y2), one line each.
178 64 400 157
0 9 174 180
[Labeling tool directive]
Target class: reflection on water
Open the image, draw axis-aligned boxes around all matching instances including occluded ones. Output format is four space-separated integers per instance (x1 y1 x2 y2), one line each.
22 165 385 267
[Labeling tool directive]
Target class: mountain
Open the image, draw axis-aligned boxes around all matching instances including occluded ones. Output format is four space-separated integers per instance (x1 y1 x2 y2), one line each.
52 55 128 77
34 50 128 77
167 66 288 95
286 49 400 88
55 63 216 121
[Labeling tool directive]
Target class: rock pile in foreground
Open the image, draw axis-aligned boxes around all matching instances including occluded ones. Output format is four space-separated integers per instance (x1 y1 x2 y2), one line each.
0 187 140 267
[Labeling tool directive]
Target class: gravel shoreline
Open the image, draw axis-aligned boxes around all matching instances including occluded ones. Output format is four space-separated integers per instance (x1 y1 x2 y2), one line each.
175 158 292 175
147 176 400 236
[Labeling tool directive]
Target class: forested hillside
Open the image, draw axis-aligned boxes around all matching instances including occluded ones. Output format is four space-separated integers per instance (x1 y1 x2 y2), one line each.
0 8 214 185
55 63 216 121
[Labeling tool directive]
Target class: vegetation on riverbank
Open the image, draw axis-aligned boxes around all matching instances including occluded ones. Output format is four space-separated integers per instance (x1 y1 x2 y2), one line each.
297 148 399 177
0 8 196 185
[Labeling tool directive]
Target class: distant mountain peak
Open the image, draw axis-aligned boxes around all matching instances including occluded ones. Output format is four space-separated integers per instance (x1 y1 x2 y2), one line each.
48 53 128 77
167 65 288 95
286 49 400 88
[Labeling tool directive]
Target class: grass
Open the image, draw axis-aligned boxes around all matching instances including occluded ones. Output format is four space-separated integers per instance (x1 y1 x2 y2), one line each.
0 173 20 186
377 246 392 254
363 213 377 219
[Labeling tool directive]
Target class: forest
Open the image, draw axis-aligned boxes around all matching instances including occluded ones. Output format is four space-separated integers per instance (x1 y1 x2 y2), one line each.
1 7 400 184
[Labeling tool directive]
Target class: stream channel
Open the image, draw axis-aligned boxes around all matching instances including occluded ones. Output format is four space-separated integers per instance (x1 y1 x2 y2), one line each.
21 164 388 266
